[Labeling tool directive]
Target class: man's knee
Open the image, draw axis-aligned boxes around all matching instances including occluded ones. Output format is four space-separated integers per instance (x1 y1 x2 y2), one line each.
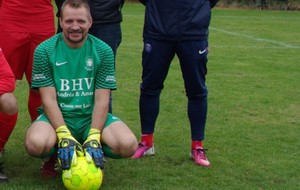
187 92 208 101
25 123 57 157
0 93 18 114
140 86 162 97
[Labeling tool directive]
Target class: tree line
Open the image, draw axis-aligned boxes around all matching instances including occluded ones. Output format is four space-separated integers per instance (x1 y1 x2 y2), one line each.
127 0 300 10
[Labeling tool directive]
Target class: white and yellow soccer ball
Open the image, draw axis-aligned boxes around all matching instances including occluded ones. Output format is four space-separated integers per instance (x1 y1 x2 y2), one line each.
62 156 103 190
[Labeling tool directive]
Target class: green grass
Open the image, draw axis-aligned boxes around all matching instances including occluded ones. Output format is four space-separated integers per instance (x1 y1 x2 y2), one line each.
2 3 300 190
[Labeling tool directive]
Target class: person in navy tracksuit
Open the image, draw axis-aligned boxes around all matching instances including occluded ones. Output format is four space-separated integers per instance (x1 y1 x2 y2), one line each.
132 0 219 167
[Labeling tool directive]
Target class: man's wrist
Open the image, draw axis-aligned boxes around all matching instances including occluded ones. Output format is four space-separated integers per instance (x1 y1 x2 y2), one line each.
56 125 72 140
87 128 101 142
56 125 68 132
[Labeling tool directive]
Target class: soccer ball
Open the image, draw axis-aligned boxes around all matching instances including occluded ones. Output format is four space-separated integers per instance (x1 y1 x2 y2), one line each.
62 156 103 190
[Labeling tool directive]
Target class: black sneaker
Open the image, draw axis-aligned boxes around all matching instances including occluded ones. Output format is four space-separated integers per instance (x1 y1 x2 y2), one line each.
0 163 8 182
0 150 8 182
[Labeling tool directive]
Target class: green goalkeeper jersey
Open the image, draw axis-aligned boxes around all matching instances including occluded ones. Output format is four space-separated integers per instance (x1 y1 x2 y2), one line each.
32 33 116 118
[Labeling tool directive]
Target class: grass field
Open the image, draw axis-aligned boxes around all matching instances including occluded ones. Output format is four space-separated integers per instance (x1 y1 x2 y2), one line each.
2 3 300 190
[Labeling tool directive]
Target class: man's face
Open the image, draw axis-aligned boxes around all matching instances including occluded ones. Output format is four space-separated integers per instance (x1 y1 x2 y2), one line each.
60 5 92 48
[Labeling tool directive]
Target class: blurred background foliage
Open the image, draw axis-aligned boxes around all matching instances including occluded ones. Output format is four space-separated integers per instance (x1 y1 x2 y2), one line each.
127 0 300 10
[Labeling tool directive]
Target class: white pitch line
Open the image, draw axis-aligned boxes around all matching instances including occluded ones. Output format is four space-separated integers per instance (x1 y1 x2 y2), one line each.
213 15 300 20
210 27 300 49
211 45 295 49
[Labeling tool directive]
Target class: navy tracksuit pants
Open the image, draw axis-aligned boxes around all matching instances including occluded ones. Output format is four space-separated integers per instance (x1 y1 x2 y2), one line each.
139 38 209 141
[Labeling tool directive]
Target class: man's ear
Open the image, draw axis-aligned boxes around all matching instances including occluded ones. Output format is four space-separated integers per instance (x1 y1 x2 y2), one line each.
59 17 63 29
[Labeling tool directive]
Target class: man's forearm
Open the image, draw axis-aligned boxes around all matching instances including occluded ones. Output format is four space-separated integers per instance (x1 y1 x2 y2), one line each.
90 89 110 131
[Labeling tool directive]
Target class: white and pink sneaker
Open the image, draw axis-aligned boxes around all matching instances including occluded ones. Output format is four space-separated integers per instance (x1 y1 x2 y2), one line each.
132 142 155 159
190 147 210 167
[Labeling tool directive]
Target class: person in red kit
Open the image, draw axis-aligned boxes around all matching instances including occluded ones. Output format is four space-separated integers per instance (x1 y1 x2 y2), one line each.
0 48 18 182
0 0 56 178
0 0 55 122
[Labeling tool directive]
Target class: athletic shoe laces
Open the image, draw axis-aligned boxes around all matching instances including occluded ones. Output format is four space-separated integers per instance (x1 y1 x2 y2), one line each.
196 148 208 160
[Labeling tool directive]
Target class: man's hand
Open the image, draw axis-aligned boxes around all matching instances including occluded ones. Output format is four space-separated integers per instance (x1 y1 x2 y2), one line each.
83 128 104 169
56 125 83 170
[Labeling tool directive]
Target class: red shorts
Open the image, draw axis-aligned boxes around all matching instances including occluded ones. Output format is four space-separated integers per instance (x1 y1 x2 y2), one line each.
0 49 15 95
0 30 54 83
